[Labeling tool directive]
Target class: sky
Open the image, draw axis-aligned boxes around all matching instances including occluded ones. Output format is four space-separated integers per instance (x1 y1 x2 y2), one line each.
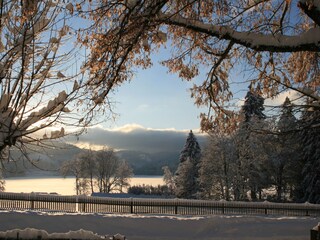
64 50 212 151
102 57 296 131
107 53 206 132
67 50 210 151
61 10 207 133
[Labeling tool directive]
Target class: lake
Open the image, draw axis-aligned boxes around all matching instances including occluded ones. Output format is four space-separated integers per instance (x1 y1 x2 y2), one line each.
4 176 164 196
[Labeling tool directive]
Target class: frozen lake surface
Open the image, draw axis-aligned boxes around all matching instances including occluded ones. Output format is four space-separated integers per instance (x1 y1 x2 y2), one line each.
4 176 163 195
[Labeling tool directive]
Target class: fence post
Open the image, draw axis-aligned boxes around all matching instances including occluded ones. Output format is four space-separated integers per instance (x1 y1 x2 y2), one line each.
80 196 86 213
265 208 268 215
82 202 86 213
76 196 79 212
222 202 225 214
174 199 178 215
130 198 133 214
30 193 34 210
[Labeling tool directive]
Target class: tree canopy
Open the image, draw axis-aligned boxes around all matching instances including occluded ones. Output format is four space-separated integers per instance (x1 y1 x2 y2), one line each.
79 0 320 132
0 0 114 162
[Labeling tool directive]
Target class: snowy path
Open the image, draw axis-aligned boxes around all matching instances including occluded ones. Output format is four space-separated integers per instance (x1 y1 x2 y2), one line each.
0 211 318 240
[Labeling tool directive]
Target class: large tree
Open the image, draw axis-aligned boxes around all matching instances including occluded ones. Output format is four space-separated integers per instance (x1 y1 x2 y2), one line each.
78 0 319 132
274 97 299 201
199 135 236 200
61 148 133 194
298 101 320 203
235 86 268 200
174 130 201 198
0 0 116 166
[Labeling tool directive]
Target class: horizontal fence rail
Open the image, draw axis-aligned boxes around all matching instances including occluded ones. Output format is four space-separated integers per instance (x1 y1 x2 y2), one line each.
0 192 319 217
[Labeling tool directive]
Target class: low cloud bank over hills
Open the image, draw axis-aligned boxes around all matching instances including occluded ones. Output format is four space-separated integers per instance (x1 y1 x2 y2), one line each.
4 125 207 177
68 124 207 153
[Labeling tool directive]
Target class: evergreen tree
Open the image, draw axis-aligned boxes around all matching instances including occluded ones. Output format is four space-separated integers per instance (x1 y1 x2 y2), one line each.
174 130 201 199
299 102 320 203
236 84 267 200
278 97 297 131
242 84 266 123
276 97 300 201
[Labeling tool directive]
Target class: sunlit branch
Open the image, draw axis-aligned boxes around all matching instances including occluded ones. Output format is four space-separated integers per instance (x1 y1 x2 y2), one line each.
159 12 320 52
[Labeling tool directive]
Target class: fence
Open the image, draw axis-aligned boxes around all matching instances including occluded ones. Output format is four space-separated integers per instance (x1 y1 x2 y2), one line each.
0 192 319 217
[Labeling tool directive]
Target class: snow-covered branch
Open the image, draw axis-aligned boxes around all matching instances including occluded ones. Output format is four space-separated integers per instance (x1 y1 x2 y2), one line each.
159 13 320 52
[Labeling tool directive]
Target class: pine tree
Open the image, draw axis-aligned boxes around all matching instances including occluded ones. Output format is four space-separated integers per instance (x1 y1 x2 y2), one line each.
236 84 267 200
174 130 201 199
242 84 266 123
278 97 297 132
273 97 299 201
299 103 320 203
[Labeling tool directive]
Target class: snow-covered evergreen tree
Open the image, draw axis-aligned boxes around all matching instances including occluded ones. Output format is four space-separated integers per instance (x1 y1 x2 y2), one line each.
276 97 300 201
242 84 266 123
174 130 201 199
174 158 196 199
299 102 320 203
235 85 267 200
278 97 297 132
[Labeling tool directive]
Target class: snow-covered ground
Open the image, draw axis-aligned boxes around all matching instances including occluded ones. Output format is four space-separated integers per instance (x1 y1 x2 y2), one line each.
0 210 318 240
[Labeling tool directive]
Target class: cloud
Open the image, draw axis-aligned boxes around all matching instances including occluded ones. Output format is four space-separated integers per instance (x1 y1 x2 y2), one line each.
110 124 145 133
264 90 301 107
235 90 302 109
66 124 207 153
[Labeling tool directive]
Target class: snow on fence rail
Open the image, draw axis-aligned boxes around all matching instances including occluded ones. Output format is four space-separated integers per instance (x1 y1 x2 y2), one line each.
0 192 319 217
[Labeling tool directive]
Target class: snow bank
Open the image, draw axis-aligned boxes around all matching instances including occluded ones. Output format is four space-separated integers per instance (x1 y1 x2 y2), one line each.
0 228 126 240
313 222 320 230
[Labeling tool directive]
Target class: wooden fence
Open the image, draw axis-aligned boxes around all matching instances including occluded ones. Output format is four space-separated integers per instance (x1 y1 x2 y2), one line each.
0 192 319 217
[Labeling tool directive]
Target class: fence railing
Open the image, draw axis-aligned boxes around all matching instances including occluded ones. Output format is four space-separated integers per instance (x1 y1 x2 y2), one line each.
0 192 319 217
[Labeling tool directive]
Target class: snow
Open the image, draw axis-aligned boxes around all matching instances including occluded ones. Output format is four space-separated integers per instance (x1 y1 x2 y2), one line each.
0 210 317 240
0 228 107 240
313 222 320 230
50 127 65 139
161 12 320 52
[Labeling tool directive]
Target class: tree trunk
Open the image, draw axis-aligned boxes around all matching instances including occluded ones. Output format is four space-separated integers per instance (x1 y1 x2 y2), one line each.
250 187 257 201
276 165 284 201
75 177 79 195
90 173 94 193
